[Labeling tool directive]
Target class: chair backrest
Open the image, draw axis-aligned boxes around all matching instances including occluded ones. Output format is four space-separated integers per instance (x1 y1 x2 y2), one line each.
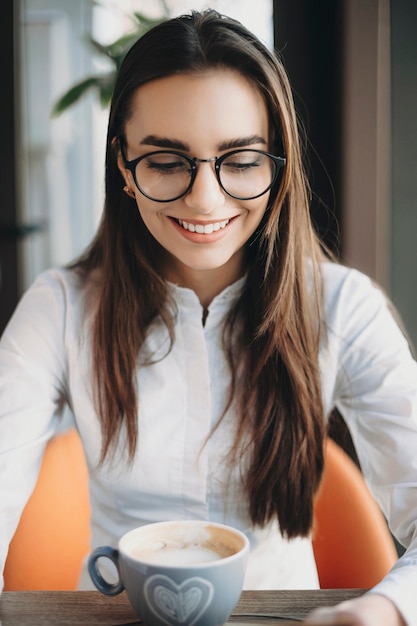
312 438 398 588
3 431 397 590
3 428 91 590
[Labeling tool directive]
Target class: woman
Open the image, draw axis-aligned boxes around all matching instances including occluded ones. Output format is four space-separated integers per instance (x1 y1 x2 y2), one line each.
0 10 416 625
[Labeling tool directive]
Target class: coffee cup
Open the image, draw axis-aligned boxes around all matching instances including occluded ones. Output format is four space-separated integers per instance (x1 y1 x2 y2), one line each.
88 520 249 626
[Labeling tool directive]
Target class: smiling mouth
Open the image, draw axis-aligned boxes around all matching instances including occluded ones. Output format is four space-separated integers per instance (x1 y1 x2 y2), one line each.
176 218 230 234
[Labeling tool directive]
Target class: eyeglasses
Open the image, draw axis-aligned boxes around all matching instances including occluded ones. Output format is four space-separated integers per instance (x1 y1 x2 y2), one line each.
121 147 286 202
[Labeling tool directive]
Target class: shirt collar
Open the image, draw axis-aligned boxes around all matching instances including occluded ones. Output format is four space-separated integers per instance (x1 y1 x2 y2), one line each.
167 276 246 312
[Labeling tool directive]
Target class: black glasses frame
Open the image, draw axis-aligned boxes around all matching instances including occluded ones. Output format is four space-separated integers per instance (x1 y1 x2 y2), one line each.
121 145 286 202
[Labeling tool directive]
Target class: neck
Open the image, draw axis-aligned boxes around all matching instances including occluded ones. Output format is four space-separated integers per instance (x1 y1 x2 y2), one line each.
162 254 245 309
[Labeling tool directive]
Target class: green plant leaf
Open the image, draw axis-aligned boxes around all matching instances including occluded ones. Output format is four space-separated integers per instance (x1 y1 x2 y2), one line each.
88 38 119 60
87 31 145 71
132 11 166 29
97 72 117 107
51 76 102 116
103 32 144 67
51 4 171 116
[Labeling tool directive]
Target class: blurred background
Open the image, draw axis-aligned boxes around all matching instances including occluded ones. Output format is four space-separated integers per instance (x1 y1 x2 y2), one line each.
1 0 417 348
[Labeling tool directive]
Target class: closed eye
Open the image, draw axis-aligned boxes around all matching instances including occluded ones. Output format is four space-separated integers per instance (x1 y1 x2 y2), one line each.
222 156 263 173
224 161 260 171
144 157 190 175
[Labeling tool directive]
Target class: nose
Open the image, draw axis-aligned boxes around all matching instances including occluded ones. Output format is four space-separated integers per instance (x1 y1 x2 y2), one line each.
183 161 225 214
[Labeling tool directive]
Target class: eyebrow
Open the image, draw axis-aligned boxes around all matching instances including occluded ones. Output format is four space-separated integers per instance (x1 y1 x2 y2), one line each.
218 135 267 151
140 135 189 150
139 134 267 152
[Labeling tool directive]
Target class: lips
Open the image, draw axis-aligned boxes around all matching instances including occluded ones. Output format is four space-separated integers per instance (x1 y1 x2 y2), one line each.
176 218 230 234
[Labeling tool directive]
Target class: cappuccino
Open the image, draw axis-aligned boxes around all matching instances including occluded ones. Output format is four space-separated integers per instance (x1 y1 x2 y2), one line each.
129 524 237 566
131 538 235 565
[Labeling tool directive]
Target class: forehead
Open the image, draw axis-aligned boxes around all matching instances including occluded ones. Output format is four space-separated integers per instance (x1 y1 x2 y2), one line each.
124 69 269 149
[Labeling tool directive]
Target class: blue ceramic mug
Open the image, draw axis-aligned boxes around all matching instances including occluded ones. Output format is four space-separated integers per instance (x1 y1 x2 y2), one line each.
88 520 249 626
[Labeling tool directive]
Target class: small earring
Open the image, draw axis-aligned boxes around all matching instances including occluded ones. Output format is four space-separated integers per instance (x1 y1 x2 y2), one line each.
123 185 136 199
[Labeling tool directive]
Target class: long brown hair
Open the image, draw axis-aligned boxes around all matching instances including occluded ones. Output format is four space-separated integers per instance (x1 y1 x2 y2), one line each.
72 10 326 538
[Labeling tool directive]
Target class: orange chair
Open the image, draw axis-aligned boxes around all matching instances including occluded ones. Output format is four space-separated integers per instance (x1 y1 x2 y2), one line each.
3 428 91 590
312 438 398 588
3 431 397 590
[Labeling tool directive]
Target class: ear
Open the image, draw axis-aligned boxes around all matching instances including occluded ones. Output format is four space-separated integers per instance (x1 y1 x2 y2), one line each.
113 136 134 189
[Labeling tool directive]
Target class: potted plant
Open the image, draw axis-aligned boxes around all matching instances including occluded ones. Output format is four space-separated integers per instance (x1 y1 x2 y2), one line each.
52 3 169 116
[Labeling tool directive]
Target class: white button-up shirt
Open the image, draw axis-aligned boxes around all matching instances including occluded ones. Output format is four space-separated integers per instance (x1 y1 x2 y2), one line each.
1 262 417 624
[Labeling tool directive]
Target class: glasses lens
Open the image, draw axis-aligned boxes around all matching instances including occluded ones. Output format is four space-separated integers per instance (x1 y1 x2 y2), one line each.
219 151 277 200
135 152 192 201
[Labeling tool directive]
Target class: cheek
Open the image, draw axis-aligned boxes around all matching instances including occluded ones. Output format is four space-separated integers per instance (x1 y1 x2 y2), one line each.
242 201 269 242
135 203 169 246
246 199 268 226
136 201 158 225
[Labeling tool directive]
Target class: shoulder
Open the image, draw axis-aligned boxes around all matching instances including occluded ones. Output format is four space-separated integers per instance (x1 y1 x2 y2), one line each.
320 261 377 299
319 261 410 358
2 267 96 344
32 266 87 292
22 267 90 314
320 261 386 321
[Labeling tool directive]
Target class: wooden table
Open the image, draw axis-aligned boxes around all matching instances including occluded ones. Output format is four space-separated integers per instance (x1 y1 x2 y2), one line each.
0 589 365 625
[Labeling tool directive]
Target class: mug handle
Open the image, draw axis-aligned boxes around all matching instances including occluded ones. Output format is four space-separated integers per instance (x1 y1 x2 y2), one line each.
88 546 125 595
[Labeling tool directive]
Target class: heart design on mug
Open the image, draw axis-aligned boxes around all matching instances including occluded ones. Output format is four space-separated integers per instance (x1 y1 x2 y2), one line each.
144 574 214 626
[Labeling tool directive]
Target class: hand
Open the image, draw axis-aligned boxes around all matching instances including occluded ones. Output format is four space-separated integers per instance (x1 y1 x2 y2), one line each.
304 594 406 626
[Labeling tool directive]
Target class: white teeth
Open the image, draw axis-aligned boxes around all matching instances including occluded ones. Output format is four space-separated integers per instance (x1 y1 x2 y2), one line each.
178 219 230 233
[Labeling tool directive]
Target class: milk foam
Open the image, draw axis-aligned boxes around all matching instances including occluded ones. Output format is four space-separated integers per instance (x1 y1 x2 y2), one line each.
136 545 223 565
131 538 234 565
